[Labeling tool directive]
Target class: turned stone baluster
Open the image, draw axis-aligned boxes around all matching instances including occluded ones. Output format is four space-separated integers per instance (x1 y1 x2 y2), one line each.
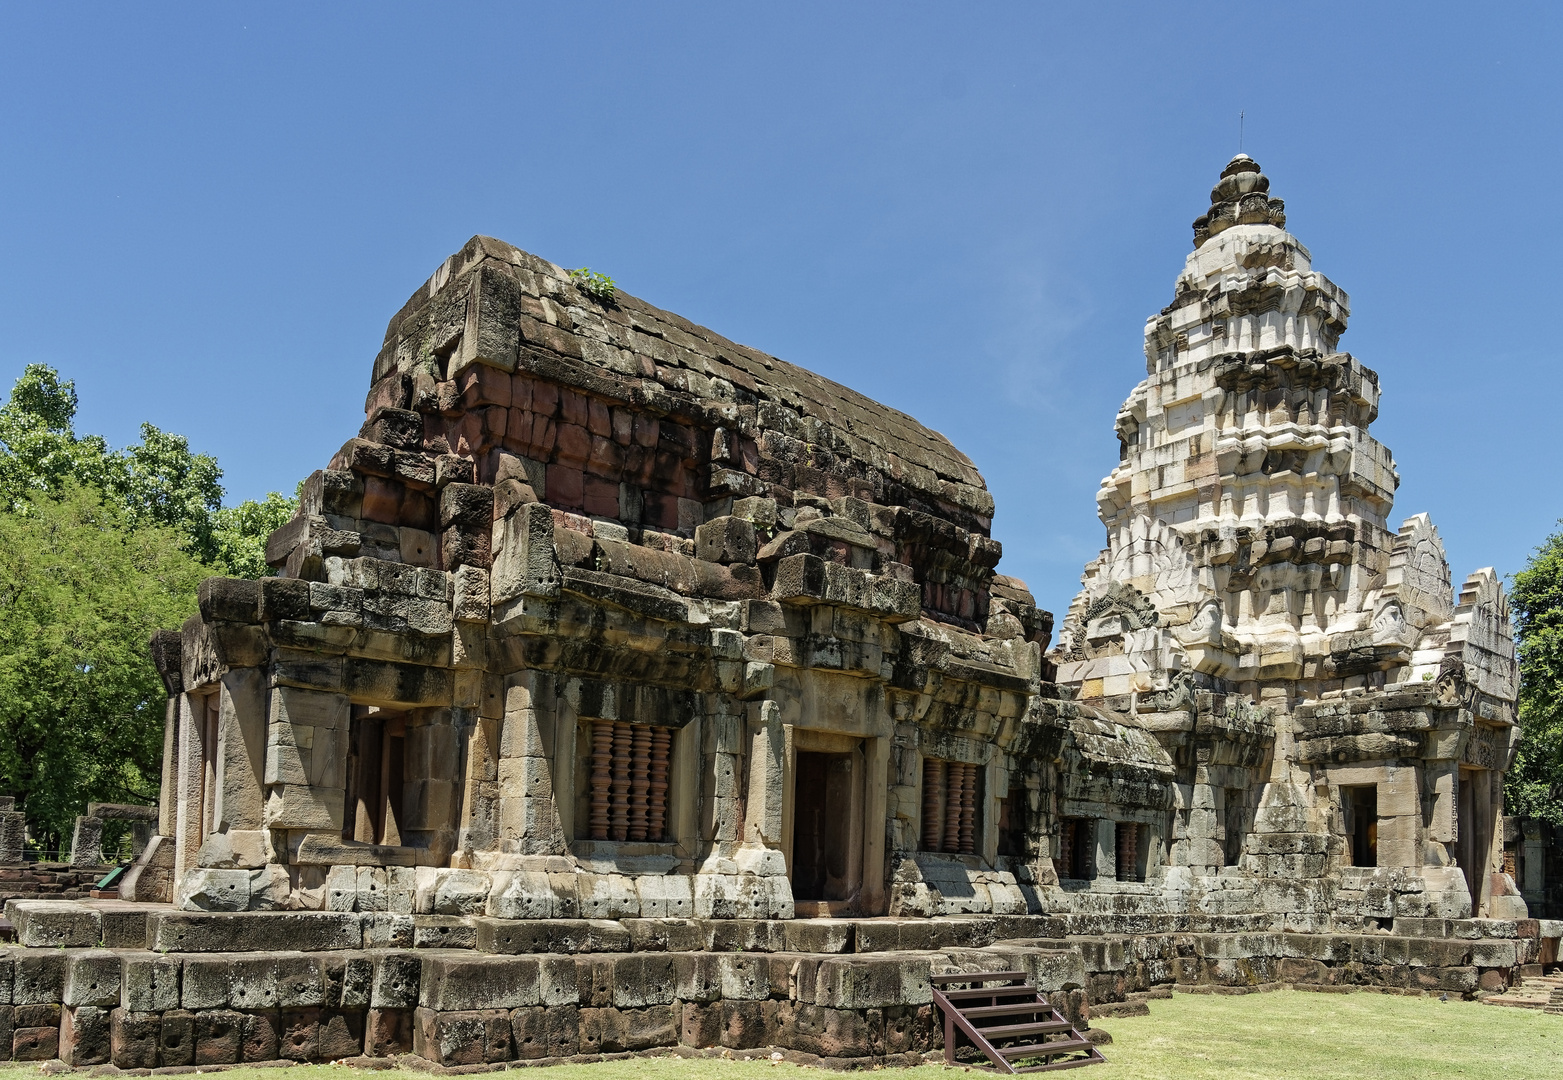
958 763 977 855
944 762 964 854
921 759 945 853
628 724 652 841
610 721 632 841
590 721 613 841
647 727 671 841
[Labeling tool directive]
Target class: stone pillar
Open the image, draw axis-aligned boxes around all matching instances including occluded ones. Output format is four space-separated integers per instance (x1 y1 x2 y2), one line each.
158 697 178 839
1521 819 1546 904
262 685 350 843
861 735 890 914
69 816 104 866
172 693 205 886
1095 820 1117 882
214 668 268 843
702 703 745 843
496 672 564 855
402 708 466 860
743 701 784 847
0 797 24 864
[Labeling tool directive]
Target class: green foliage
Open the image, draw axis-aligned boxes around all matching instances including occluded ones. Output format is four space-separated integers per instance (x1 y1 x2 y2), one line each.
210 488 300 579
1506 520 1563 825
0 483 207 847
569 266 617 301
0 364 302 845
0 364 295 574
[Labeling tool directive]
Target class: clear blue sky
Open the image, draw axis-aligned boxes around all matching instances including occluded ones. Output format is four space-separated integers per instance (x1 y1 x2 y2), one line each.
3 4 1559 619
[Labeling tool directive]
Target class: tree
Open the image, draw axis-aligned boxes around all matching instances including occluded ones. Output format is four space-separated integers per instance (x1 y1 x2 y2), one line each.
0 364 294 575
0 484 208 849
0 364 301 850
210 489 300 579
1506 522 1563 826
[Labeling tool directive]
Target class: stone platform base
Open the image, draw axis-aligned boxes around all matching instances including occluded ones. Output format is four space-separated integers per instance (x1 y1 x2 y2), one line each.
0 901 1552 1069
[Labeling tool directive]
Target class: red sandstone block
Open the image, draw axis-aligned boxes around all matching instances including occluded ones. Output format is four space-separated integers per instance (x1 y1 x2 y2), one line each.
160 1010 195 1066
319 1010 364 1060
586 436 623 479
547 465 584 511
241 1011 281 1061
533 381 559 417
110 1009 159 1069
510 375 533 413
280 1007 320 1061
528 414 557 458
588 399 612 437
556 422 591 467
361 477 403 524
459 365 512 409
623 445 654 485
365 1008 412 1057
62 1005 112 1065
634 415 659 448
452 412 488 458
14 1026 59 1061
583 477 619 519
511 1005 578 1059
560 389 588 428
194 1009 243 1065
483 405 509 445
612 407 634 446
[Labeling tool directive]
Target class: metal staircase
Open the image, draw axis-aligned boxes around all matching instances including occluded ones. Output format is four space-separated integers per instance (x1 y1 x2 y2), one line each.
931 970 1106 1074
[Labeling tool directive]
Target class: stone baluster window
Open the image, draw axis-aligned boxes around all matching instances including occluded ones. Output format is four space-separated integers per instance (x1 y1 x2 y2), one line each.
1058 817 1094 879
920 758 978 855
588 720 671 842
1115 822 1144 882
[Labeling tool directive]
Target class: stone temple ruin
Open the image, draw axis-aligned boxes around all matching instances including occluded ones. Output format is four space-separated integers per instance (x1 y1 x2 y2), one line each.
1 156 1557 1069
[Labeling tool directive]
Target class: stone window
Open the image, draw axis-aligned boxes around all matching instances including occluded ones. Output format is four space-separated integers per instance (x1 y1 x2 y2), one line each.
1223 787 1245 867
1115 822 1144 882
920 758 979 855
996 778 1027 857
1058 817 1094 880
585 720 672 842
1343 785 1377 867
343 712 406 846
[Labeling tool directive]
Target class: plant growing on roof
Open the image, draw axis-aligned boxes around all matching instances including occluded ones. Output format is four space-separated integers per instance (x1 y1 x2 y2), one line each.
569 267 617 302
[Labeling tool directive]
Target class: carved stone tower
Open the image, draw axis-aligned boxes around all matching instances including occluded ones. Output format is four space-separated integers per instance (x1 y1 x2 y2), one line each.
1051 156 1523 919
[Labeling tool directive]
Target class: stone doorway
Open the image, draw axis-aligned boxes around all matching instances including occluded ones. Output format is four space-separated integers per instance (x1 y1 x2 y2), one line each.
1457 766 1496 913
789 741 864 914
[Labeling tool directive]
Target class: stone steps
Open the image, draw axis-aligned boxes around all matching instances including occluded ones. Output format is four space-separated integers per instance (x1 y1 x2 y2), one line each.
1480 974 1563 1012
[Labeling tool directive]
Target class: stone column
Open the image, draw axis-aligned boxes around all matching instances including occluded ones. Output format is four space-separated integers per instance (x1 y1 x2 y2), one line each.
743 701 784 847
262 685 350 845
208 669 268 865
496 672 564 855
172 694 205 886
861 735 890 914
158 697 178 838
0 797 24 864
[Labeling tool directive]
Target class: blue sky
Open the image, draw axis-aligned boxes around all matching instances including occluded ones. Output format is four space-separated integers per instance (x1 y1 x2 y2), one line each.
3 4 1560 618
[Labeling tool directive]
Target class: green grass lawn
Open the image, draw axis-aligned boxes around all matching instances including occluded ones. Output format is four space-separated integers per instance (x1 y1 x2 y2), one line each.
0 990 1555 1079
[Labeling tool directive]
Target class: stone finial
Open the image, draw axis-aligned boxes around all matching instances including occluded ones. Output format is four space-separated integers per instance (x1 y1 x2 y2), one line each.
1191 154 1287 248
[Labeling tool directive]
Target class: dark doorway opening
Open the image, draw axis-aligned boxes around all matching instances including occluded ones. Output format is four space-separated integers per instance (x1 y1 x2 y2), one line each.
344 712 406 846
1457 766 1494 909
792 751 854 902
1343 785 1377 867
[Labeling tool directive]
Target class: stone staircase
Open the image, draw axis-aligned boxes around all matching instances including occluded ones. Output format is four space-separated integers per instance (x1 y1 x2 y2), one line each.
1481 972 1563 1012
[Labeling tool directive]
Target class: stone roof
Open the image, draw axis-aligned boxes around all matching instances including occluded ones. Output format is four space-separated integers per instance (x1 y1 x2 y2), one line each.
369 236 993 528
